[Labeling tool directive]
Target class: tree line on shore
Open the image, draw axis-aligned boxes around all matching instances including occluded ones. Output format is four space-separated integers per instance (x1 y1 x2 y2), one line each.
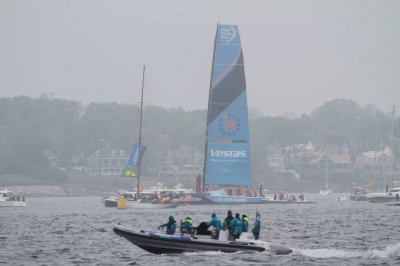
0 95 398 187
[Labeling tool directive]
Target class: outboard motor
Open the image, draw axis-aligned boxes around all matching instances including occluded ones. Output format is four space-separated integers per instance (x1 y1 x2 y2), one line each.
269 243 292 255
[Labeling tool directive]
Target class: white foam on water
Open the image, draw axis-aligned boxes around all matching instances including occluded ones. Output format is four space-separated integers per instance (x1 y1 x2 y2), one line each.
297 242 400 259
364 242 400 259
182 250 224 256
296 248 362 259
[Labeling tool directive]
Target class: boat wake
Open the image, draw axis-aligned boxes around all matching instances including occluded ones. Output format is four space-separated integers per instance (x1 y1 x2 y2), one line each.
182 251 224 256
296 242 400 259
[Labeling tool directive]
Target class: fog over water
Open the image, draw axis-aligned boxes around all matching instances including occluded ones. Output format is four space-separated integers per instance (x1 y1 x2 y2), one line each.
1 0 399 116
1 2 400 265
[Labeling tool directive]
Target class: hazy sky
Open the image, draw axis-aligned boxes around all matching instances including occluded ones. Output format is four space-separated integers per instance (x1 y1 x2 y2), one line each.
1 0 399 116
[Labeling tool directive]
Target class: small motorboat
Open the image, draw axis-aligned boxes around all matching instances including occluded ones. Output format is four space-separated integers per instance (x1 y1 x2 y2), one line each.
0 189 26 207
113 222 292 255
102 196 118 207
367 187 400 203
336 197 347 201
262 193 315 204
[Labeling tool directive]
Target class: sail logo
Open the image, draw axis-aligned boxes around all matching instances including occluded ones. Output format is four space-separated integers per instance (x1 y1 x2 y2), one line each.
220 26 237 44
210 149 247 158
218 113 240 137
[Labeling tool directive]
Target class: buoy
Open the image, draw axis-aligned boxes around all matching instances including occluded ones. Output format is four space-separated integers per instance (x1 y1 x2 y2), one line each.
117 195 127 209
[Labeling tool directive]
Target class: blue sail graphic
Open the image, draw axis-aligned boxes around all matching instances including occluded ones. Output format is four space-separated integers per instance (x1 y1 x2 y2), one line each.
128 142 147 167
122 142 147 177
203 24 251 186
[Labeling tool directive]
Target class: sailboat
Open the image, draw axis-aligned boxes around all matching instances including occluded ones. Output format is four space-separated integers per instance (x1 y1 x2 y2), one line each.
113 25 293 254
104 66 177 209
187 24 266 205
319 156 332 195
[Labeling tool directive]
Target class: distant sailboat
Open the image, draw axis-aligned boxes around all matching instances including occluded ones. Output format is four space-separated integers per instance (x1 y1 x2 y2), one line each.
187 24 265 204
320 156 332 195
104 66 176 209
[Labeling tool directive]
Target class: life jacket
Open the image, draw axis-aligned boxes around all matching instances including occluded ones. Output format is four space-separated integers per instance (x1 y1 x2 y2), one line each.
232 218 243 234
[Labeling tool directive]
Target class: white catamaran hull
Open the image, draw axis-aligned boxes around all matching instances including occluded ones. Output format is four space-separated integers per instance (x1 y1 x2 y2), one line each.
367 193 396 203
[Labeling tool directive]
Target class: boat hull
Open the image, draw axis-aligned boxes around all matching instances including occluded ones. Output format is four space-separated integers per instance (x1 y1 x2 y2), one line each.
367 193 396 203
0 201 26 207
386 201 400 206
125 201 178 209
349 195 367 201
186 194 265 205
262 199 315 204
291 201 316 204
319 190 332 196
262 199 292 204
103 197 118 207
113 225 292 255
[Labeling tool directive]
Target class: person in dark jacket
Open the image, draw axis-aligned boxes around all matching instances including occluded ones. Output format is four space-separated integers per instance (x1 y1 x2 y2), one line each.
159 215 176 235
242 214 249 232
252 212 261 240
207 213 223 239
232 213 243 240
180 216 193 235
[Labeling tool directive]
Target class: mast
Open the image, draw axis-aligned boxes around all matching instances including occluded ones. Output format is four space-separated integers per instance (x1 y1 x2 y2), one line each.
202 24 219 193
136 65 145 200
391 106 396 176
325 157 329 188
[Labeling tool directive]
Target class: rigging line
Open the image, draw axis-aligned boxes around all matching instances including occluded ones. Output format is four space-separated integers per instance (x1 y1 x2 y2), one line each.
182 43 214 111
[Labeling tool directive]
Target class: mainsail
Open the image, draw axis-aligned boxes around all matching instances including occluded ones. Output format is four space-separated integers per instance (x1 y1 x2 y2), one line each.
203 24 251 186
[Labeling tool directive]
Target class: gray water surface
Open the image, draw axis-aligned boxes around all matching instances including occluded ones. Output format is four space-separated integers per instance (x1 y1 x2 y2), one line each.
1 194 399 265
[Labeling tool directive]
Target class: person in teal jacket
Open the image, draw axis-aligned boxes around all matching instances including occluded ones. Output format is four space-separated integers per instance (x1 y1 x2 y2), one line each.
231 213 243 240
180 216 193 235
159 215 176 235
207 213 223 239
223 210 234 231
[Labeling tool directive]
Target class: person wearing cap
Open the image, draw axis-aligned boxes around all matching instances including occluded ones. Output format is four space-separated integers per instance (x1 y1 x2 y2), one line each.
207 213 222 239
242 214 249 232
180 216 193 235
159 215 176 235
